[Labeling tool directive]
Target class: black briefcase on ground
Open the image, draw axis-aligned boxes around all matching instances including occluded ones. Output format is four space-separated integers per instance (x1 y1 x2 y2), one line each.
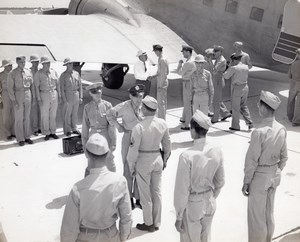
62 135 84 155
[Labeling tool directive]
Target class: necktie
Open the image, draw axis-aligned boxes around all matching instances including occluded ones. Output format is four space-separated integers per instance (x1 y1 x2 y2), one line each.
144 62 147 72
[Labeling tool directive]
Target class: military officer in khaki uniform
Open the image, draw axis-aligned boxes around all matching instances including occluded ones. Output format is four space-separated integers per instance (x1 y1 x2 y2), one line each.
82 82 116 174
107 84 145 209
0 59 15 140
60 58 83 136
61 133 132 242
152 44 169 119
127 96 171 232
8 56 35 146
232 41 252 69
174 110 225 242
242 91 288 242
34 56 60 140
29 54 41 136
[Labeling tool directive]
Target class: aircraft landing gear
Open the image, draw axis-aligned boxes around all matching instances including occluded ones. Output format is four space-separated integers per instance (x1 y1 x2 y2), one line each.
101 63 129 89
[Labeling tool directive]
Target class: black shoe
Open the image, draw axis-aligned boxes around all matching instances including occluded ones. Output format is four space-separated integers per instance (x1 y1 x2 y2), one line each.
11 135 16 138
229 127 240 131
221 114 231 121
6 135 13 140
179 119 185 123
208 113 214 117
72 130 81 135
136 223 155 232
33 131 39 136
25 139 34 144
38 129 42 134
292 123 300 127
155 227 159 231
44 135 50 141
19 141 25 146
66 132 72 137
211 120 218 124
50 133 59 139
135 199 142 209
131 198 135 210
181 127 190 131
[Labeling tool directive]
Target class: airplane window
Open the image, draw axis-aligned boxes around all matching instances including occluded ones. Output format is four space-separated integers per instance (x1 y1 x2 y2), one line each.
277 14 283 28
203 0 214 7
225 0 238 14
250 7 264 22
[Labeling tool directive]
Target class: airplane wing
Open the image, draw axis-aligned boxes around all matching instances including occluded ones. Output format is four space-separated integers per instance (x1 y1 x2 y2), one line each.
272 0 300 64
0 13 187 64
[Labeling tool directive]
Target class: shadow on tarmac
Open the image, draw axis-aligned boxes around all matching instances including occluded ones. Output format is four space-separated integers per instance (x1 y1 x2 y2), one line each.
128 227 149 240
278 232 300 242
46 195 68 209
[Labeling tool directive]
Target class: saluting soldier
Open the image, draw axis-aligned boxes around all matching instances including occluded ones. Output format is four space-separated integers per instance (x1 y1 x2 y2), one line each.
107 84 145 209
152 44 169 119
127 96 171 232
61 133 132 242
209 45 231 123
174 110 225 242
176 45 196 130
29 54 41 136
82 82 116 174
242 91 288 242
0 59 15 140
223 54 253 131
232 41 252 69
8 55 35 146
34 56 60 140
60 58 83 136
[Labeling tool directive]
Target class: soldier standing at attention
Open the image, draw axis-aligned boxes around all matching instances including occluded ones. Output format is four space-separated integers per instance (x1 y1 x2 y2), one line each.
127 96 171 232
174 110 225 242
176 45 196 130
242 91 288 242
61 133 132 242
82 82 116 174
29 54 41 136
232 41 253 69
152 44 169 120
223 54 253 131
0 59 15 140
287 48 300 126
60 58 83 136
8 55 35 146
107 84 145 210
34 56 60 141
209 45 231 123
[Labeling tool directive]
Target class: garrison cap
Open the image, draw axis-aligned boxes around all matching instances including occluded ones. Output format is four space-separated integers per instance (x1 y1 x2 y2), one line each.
153 44 163 51
63 57 74 66
213 45 224 52
194 54 206 63
233 41 243 48
192 110 212 130
0 59 13 68
86 82 103 91
16 55 26 61
260 90 281 110
181 45 194 52
86 133 109 155
136 50 147 57
128 84 145 96
40 55 51 64
30 54 39 62
142 95 158 110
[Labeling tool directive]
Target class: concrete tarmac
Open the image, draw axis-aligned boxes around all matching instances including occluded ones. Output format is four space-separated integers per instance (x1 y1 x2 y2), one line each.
0 65 299 242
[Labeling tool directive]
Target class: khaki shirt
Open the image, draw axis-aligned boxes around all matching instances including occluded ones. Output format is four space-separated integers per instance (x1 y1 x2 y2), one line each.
288 59 300 81
157 56 169 88
177 57 196 80
60 70 83 101
82 100 116 147
60 167 132 242
190 69 214 98
223 62 249 86
0 71 9 92
107 100 142 131
7 67 35 101
213 55 226 77
174 138 225 220
127 116 171 173
244 117 288 184
34 69 60 101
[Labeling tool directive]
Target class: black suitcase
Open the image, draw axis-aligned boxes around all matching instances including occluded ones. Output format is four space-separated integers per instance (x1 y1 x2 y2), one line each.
62 135 84 155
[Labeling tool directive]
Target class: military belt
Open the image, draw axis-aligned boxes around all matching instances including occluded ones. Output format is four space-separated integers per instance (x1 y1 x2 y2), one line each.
79 223 116 234
190 189 211 195
258 163 279 168
41 89 56 93
139 149 160 153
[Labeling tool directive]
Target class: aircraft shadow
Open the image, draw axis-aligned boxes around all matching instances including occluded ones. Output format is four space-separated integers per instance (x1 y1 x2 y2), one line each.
127 227 149 240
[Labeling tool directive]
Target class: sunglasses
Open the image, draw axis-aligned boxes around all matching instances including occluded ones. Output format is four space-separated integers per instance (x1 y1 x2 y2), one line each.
90 88 102 94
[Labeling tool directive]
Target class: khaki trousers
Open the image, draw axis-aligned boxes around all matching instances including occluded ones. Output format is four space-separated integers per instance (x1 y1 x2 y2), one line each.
40 91 58 135
182 80 192 127
157 87 167 119
30 99 40 133
180 191 216 242
231 84 252 129
136 153 162 226
14 90 32 142
212 76 230 122
192 92 209 115
287 79 300 124
122 132 139 199
2 91 15 137
76 224 121 242
63 91 80 134
248 168 281 242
